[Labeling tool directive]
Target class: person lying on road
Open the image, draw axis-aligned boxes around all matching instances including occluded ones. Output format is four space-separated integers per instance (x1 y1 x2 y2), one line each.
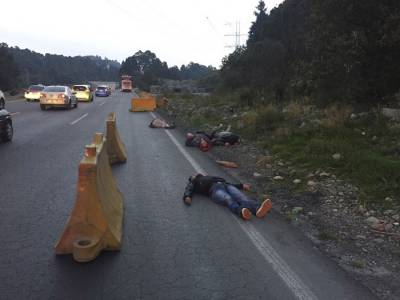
185 132 212 151
210 131 240 146
185 130 240 152
149 118 176 129
183 174 272 220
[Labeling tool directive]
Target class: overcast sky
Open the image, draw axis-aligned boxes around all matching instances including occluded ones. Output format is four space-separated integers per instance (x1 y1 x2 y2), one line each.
0 0 283 68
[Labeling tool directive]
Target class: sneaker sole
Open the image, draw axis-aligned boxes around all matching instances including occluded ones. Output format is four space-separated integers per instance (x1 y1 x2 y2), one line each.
256 199 272 218
241 208 252 220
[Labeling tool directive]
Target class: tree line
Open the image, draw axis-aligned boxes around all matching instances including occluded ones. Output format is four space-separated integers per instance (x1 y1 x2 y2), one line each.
0 43 120 91
0 44 217 92
220 0 400 106
119 50 216 90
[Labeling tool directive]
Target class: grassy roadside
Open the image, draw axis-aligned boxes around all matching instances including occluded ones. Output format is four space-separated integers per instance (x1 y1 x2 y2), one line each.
164 93 400 210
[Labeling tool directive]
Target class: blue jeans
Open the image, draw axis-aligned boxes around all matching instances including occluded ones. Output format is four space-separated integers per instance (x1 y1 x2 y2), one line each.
210 182 260 216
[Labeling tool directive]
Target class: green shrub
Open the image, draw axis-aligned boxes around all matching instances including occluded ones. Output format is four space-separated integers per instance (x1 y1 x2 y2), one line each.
169 94 400 208
254 105 285 133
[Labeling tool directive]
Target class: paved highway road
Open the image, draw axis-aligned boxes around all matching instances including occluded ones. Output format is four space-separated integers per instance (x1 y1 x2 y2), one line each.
0 92 377 299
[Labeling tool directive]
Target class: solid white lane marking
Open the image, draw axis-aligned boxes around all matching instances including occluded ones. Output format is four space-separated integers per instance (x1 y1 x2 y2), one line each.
237 221 318 300
99 101 106 106
165 129 207 174
150 112 206 174
7 99 24 103
10 112 20 116
151 111 318 300
70 113 88 125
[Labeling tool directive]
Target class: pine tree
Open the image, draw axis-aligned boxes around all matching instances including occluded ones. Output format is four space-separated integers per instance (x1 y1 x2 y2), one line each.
247 0 268 45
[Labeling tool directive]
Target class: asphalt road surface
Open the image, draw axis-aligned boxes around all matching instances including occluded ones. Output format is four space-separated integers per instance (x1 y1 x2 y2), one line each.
0 92 378 299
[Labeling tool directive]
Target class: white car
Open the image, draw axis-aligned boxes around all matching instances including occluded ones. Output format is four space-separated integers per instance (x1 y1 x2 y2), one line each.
0 90 5 109
40 86 78 110
25 84 45 102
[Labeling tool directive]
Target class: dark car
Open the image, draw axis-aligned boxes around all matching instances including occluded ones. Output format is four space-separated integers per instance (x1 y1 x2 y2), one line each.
95 86 111 97
0 109 13 142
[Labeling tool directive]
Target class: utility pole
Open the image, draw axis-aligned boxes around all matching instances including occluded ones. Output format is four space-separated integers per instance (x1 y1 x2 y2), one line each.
224 21 247 49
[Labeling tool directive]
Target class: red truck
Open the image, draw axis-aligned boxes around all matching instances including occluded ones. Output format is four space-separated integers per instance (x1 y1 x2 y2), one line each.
121 75 133 92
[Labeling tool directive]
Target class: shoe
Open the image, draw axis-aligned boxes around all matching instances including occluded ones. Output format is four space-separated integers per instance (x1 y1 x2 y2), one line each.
241 208 252 220
183 197 192 206
256 199 272 218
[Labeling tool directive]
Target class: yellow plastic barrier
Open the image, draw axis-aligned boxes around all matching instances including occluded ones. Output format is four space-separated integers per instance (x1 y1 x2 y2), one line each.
106 112 127 165
55 133 124 263
129 95 157 112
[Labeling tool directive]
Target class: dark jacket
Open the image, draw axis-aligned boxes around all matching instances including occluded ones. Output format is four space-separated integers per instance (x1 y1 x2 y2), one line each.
185 132 210 147
183 174 243 201
185 131 240 147
211 131 240 146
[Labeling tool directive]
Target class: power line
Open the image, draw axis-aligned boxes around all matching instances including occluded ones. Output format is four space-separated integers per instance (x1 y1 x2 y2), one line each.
224 21 247 49
205 17 225 45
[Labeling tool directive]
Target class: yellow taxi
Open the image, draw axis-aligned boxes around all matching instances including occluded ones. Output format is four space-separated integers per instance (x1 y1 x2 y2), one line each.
24 84 45 102
72 85 93 102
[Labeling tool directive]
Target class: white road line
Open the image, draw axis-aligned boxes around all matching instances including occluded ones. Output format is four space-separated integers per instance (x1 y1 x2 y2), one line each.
70 113 88 125
10 112 20 116
6 99 24 103
237 221 318 300
99 101 106 106
151 111 318 300
150 112 206 173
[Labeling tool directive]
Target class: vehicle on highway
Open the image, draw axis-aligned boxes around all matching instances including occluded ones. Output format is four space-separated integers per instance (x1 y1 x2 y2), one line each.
0 90 5 109
40 86 78 110
24 84 45 102
95 85 111 97
72 84 94 102
0 109 13 142
121 75 133 92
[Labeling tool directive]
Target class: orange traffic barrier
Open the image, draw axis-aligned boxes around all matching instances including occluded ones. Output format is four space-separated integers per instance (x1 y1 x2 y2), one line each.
106 112 127 165
55 133 124 263
129 93 157 112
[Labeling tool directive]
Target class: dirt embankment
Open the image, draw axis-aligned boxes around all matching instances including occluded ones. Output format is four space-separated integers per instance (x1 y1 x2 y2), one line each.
160 96 400 300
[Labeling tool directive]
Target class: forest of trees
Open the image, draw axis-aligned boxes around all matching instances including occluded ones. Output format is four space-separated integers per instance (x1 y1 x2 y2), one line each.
0 43 120 91
221 0 400 106
0 44 21 91
119 50 216 90
4 0 398 103
0 44 217 92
